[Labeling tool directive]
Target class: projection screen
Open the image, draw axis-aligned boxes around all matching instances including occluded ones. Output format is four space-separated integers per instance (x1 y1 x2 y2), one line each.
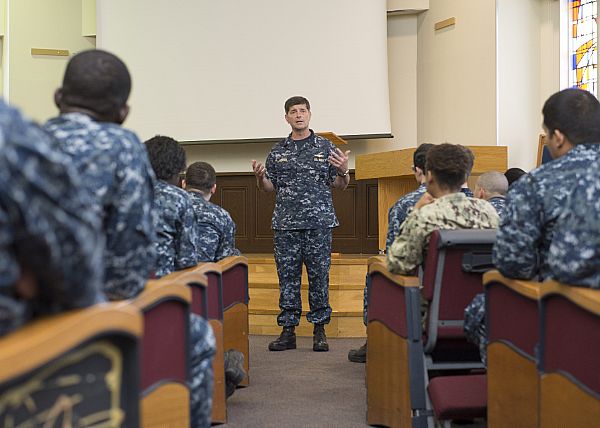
96 0 391 143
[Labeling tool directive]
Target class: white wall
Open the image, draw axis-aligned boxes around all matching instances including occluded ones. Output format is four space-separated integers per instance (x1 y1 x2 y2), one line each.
497 0 543 170
185 13 419 172
417 0 497 146
496 0 561 171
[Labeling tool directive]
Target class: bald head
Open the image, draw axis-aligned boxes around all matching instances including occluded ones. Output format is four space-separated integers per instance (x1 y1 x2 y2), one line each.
56 49 131 123
475 171 508 200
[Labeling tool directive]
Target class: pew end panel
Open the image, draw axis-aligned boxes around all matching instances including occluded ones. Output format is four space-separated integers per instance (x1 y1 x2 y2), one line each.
366 260 423 428
169 269 227 424
539 282 600 426
484 271 542 428
0 303 142 427
131 277 193 428
219 256 250 387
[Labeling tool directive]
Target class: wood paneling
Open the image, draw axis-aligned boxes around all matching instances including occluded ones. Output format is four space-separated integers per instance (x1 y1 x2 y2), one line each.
214 173 378 254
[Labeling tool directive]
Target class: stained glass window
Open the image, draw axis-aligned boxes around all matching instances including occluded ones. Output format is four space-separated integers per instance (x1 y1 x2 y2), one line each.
569 0 598 96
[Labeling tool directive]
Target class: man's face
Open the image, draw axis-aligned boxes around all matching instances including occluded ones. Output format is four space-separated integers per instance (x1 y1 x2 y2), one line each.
285 104 311 132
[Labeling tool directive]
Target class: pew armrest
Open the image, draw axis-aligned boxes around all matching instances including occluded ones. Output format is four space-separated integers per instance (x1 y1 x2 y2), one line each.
368 261 419 288
484 270 543 300
0 303 142 382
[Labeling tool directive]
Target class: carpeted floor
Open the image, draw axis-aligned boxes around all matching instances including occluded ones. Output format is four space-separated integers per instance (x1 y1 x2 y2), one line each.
222 335 369 427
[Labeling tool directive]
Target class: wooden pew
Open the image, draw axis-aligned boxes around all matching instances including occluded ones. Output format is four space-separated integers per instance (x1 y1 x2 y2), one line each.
484 271 543 428
129 274 196 427
538 281 600 426
366 257 421 428
0 303 142 427
217 256 250 387
170 266 227 424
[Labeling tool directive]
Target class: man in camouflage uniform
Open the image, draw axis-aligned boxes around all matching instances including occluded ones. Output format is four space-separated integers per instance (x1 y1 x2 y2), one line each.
348 143 434 363
44 49 155 300
145 136 198 278
474 171 508 217
184 161 246 398
0 101 104 336
387 145 498 275
184 161 241 262
386 144 498 325
547 160 600 288
493 88 600 281
145 135 216 428
252 96 350 352
467 88 600 364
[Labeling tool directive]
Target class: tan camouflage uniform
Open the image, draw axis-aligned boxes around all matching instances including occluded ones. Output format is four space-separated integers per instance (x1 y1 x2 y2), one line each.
387 192 499 275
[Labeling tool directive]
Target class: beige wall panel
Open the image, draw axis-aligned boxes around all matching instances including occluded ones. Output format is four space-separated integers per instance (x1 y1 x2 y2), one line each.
417 0 496 147
7 0 94 122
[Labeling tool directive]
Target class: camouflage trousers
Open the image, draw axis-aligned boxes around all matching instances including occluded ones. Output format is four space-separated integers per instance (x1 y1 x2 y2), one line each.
190 313 216 428
464 293 487 365
273 228 333 326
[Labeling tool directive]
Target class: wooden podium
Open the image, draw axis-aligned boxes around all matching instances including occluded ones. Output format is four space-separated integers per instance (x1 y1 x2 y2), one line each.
355 146 508 251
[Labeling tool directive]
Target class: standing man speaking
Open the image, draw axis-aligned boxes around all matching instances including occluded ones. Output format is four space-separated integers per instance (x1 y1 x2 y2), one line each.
252 96 350 352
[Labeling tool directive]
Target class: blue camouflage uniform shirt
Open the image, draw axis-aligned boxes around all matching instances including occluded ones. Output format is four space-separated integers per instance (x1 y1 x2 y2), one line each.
386 184 427 250
1 103 104 335
487 196 506 218
153 181 199 278
188 191 241 262
493 143 600 280
266 131 338 230
548 160 600 288
461 187 474 198
45 113 155 300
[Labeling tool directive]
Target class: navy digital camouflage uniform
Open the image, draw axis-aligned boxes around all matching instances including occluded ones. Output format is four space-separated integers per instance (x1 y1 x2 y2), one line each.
0 102 104 336
386 184 428 250
189 312 216 428
153 180 199 278
266 131 338 327
493 143 600 281
468 144 600 364
461 187 474 198
188 191 241 262
548 160 600 288
44 112 155 300
464 293 487 364
487 196 506 218
153 181 215 428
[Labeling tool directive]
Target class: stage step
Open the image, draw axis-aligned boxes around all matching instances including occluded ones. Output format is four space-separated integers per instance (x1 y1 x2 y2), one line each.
247 254 371 338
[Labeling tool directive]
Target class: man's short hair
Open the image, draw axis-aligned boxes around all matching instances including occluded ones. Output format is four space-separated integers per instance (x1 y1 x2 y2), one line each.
186 161 216 193
463 146 475 176
145 135 186 181
476 171 509 196
61 50 131 117
504 167 526 187
284 96 310 114
542 88 600 145
413 143 434 172
426 144 472 190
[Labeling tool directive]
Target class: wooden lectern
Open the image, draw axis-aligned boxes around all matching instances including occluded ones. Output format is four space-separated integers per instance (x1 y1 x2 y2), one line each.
355 146 508 251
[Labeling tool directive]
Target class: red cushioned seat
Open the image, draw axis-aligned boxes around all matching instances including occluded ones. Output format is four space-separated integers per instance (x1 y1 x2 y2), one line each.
427 374 487 420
